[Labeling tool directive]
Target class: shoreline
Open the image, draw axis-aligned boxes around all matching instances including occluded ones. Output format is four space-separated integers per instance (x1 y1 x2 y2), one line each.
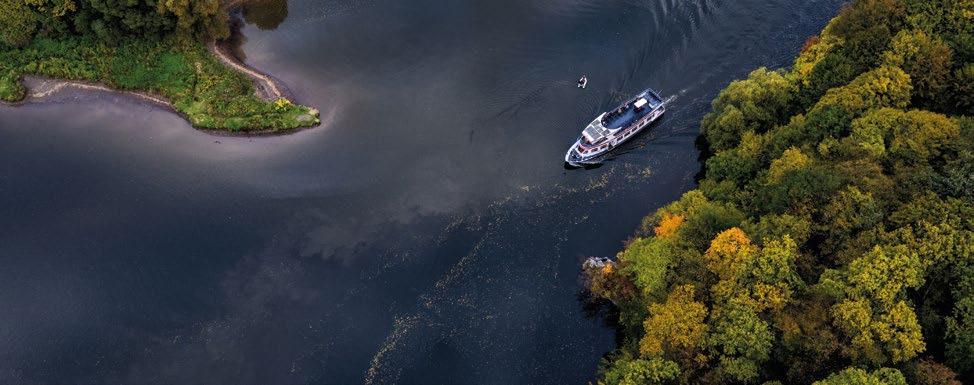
208 0 292 103
3 76 323 137
1 0 317 136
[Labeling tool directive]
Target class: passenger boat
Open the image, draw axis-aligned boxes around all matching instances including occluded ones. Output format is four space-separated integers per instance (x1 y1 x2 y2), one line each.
565 88 665 166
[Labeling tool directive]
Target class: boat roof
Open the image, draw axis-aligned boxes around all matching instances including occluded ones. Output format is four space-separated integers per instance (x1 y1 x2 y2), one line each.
582 114 608 142
601 89 664 130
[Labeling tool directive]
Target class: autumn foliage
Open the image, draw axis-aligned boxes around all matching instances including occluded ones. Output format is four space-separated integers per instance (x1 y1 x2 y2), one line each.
654 213 685 238
592 0 974 383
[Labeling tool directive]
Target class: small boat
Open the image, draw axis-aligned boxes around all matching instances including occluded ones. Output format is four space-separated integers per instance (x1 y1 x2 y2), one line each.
565 88 665 166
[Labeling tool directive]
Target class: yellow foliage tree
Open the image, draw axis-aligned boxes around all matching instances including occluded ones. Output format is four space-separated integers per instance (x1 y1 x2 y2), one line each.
704 228 757 280
654 213 685 238
825 244 926 365
767 147 812 184
639 285 709 368
706 230 802 313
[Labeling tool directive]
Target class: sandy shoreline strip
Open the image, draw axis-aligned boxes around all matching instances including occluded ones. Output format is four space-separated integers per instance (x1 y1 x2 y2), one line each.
26 77 173 107
2 75 319 137
1 76 176 110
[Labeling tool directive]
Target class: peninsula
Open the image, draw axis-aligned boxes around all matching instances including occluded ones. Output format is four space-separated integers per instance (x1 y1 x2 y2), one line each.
0 0 318 133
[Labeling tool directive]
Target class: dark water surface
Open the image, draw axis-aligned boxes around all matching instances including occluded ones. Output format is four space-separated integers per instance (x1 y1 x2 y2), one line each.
1 0 842 383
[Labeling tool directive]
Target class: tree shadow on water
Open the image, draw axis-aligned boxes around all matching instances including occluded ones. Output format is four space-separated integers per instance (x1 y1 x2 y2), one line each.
223 0 288 61
577 289 626 346
242 0 289 31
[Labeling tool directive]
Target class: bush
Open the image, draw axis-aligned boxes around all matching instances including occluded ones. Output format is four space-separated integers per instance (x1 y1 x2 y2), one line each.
0 70 25 101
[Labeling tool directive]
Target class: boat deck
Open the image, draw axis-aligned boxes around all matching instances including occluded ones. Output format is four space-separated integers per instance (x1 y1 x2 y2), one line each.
601 92 664 130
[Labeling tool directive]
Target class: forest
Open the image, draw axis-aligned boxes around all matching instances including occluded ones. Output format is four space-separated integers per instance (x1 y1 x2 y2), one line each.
587 0 974 384
0 0 316 132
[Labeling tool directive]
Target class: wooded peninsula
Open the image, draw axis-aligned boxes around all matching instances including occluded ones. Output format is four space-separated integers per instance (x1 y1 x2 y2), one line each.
586 0 974 384
0 0 318 132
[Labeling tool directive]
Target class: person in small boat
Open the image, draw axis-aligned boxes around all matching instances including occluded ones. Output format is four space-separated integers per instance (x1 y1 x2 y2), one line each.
577 75 588 89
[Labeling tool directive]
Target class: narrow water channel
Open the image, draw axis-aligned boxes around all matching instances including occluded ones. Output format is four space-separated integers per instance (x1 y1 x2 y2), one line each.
0 0 842 383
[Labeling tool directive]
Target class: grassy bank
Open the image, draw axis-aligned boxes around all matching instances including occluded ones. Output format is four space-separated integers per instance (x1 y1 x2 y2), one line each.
587 0 974 384
0 36 318 132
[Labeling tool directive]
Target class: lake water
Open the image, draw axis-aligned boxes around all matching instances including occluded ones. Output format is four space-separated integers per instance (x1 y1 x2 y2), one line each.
0 0 842 383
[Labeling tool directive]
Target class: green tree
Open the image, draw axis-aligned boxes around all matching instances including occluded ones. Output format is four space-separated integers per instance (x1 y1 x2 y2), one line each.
952 64 974 113
805 66 913 139
757 148 842 215
827 0 906 41
706 130 767 187
747 236 804 312
709 303 773 383
704 228 758 282
704 228 803 315
639 285 709 369
796 0 907 107
600 355 681 385
700 229 804 382
901 0 974 62
702 68 796 152
766 147 811 184
945 297 974 373
813 367 908 385
156 0 228 39
888 192 974 230
846 108 959 166
820 186 884 257
883 29 954 109
16 0 229 42
0 1 40 47
823 244 926 365
645 190 746 252
778 291 842 383
619 237 675 300
742 213 812 249
934 149 974 199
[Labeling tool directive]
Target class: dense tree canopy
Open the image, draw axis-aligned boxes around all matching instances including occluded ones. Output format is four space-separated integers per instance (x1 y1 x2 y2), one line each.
813 367 908 385
588 0 974 383
1 0 227 47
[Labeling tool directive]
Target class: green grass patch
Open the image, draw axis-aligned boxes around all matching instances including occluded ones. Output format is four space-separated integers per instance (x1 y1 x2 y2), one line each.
0 36 318 132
